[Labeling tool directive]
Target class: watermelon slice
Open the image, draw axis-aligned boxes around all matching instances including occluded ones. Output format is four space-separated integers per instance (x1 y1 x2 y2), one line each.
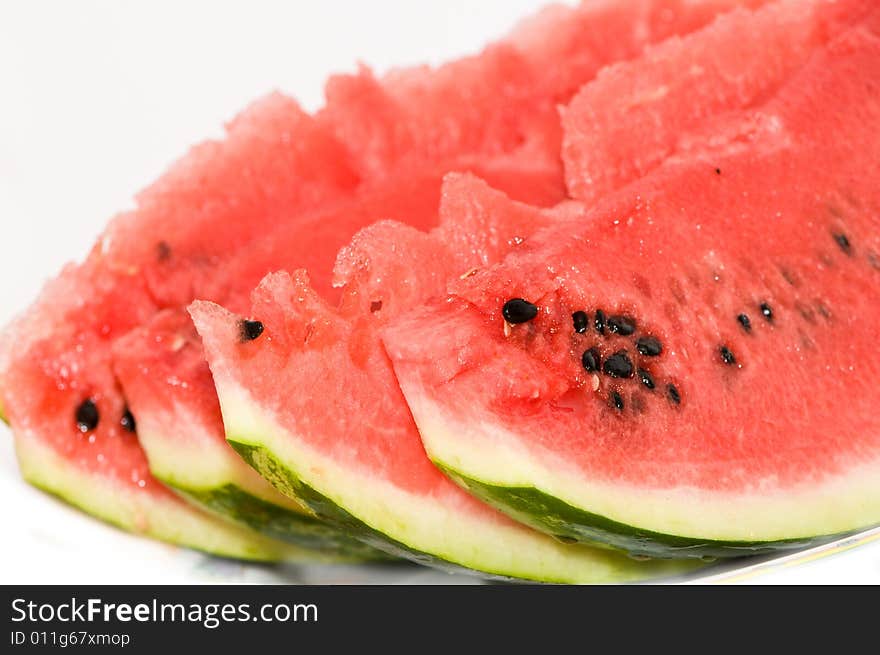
107 0 755 557
192 174 699 582
189 0 845 577
386 8 880 558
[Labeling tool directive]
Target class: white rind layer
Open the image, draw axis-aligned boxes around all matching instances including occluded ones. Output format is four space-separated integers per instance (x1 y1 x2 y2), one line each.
136 401 307 513
400 376 880 542
14 434 321 562
218 381 696 583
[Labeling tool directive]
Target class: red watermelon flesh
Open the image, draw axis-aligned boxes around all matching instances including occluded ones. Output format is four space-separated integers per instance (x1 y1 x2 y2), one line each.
3 261 324 560
0 0 771 414
385 9 880 557
0 90 371 559
111 158 562 553
187 0 861 574
103 0 757 555
562 0 873 203
188 0 856 573
2 0 599 554
191 177 703 581
1 0 756 557
320 0 770 181
2 0 766 406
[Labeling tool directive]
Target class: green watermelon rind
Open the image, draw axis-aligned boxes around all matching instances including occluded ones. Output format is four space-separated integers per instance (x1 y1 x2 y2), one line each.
12 434 331 563
219 389 702 583
168 479 395 562
434 461 840 559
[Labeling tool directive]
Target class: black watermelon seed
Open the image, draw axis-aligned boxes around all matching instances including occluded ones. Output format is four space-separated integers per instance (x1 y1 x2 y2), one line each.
603 350 634 378
780 268 798 287
714 168 722 175
667 384 681 405
572 310 589 334
610 391 624 411
607 315 636 336
594 309 606 334
796 302 816 324
581 347 600 373
502 298 538 324
75 399 99 433
737 313 752 333
156 241 172 261
833 232 852 255
635 336 662 357
370 300 383 313
120 408 136 433
759 302 773 322
240 319 265 342
720 345 737 365
637 368 655 390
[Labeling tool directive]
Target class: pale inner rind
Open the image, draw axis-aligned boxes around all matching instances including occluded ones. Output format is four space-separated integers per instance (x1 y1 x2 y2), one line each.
218 382 695 583
137 402 307 514
14 433 321 562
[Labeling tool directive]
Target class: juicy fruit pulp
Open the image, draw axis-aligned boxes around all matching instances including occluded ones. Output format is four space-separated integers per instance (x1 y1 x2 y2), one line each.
0 15 562 559
109 0 757 560
188 0 814 579
0 94 366 560
562 0 870 204
386 8 880 558
0 0 755 560
111 310 386 559
113 161 560 560
192 175 699 582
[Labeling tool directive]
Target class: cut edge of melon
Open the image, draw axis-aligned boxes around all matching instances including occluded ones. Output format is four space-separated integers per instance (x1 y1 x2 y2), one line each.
218 382 700 583
137 421 392 561
13 434 332 563
401 377 880 555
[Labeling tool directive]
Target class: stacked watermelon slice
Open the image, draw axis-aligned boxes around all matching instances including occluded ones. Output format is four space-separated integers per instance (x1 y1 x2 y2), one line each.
3 0 879 583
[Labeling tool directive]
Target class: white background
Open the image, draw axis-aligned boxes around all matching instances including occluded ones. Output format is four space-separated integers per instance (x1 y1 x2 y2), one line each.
1 0 879 584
